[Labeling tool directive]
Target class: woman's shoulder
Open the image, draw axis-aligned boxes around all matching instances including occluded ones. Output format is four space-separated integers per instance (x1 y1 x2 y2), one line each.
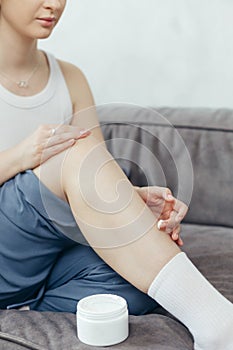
57 59 87 93
56 59 95 113
57 59 84 81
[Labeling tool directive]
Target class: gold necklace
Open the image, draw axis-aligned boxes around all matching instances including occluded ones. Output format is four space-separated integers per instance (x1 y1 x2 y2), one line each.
0 62 40 88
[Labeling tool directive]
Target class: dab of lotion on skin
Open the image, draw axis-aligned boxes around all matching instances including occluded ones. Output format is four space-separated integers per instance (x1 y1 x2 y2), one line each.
77 294 129 346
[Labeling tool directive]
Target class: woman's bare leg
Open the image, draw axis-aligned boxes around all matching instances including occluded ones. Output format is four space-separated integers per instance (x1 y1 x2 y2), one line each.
34 135 180 292
34 136 233 350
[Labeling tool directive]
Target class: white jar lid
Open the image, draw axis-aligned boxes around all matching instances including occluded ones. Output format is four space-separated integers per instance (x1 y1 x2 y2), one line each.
77 294 128 320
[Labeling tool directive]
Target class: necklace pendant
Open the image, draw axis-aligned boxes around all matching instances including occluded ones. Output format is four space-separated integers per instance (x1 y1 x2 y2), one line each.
17 80 28 88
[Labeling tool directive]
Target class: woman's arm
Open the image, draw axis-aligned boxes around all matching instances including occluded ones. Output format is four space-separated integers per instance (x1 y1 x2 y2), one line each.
0 147 24 185
58 60 105 144
0 124 90 186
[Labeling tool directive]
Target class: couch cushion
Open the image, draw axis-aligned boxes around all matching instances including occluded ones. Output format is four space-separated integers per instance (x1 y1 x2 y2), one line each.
98 104 233 227
0 310 192 350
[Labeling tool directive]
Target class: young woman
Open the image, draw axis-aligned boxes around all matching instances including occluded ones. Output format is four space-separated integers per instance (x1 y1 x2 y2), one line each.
0 1 232 349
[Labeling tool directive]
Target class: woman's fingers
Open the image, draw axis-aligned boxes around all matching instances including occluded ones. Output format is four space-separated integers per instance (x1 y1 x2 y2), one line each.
148 186 172 204
161 197 188 223
175 236 184 247
157 219 183 246
47 125 91 146
158 209 178 233
41 138 76 163
171 224 181 241
157 216 183 246
40 125 91 162
172 198 188 222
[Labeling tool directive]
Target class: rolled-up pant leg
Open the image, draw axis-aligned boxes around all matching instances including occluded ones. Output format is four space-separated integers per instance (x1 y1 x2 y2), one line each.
29 245 158 315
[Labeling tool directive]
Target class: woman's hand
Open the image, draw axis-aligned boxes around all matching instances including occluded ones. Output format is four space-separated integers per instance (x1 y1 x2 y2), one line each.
135 186 188 246
17 124 91 171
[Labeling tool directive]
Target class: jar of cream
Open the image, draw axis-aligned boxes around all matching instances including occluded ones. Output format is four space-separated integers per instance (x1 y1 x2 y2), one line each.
76 294 129 346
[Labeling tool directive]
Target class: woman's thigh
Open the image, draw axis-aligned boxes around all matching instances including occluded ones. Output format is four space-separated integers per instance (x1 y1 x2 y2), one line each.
30 244 158 315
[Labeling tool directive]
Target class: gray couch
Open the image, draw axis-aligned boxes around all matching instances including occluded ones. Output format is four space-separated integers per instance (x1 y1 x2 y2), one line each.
1 104 233 350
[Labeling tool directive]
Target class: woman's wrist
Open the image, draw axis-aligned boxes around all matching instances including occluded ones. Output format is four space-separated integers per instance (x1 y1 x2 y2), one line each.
0 146 26 185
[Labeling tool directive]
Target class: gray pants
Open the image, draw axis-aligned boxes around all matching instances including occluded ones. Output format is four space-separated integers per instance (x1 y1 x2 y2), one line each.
0 171 157 315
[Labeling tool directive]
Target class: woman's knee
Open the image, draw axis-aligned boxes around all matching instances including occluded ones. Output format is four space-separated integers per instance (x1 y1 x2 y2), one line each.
33 135 103 201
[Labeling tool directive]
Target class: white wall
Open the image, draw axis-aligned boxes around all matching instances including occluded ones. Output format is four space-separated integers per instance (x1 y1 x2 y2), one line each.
40 0 233 108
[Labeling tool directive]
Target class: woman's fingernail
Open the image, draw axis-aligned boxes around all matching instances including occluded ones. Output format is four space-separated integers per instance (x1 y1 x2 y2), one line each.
157 220 165 230
80 129 90 135
167 194 174 200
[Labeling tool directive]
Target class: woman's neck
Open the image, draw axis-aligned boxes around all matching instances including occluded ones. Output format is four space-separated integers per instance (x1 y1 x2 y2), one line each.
0 26 49 96
0 24 39 71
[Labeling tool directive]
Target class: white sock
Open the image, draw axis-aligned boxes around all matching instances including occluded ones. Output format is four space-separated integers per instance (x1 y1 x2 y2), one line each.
148 252 233 350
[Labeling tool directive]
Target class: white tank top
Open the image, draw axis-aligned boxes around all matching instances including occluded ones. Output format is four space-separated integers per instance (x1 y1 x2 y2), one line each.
0 51 73 151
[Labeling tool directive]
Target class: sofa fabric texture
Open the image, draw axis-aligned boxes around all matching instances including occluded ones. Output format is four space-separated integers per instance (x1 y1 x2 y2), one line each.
0 105 232 349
